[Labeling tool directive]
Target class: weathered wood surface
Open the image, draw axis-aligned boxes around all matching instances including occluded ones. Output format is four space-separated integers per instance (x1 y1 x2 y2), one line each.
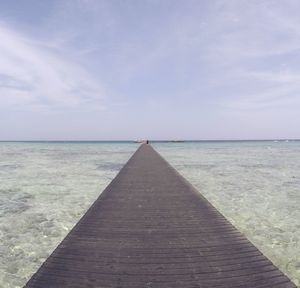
25 144 296 287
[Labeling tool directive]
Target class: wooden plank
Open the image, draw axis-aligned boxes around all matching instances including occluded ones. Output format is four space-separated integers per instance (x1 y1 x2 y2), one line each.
25 144 296 287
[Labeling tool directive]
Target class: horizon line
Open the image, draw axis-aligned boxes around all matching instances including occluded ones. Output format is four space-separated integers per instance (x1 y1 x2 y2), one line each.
0 139 299 142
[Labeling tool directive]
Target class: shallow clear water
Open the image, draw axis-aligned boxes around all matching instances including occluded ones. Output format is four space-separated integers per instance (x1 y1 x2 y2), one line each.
0 142 138 287
154 141 300 286
0 141 299 287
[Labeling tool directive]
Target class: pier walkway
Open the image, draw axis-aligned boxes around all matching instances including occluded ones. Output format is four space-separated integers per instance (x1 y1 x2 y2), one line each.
26 144 296 287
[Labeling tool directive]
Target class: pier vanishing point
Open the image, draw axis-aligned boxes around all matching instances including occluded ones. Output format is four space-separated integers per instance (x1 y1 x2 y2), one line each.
26 144 296 287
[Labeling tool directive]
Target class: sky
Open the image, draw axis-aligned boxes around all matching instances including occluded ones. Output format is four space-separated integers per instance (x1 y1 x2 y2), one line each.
0 0 299 140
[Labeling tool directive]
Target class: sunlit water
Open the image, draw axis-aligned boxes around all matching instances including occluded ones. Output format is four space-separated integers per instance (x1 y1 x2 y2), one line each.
0 141 299 287
0 142 138 287
154 141 300 286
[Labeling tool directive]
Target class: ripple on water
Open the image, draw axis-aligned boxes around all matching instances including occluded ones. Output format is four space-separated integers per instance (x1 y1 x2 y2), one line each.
96 162 124 171
0 142 137 288
154 141 300 286
0 190 33 217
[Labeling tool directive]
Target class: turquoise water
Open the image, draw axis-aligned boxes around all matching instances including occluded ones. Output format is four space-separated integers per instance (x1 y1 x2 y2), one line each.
0 142 138 287
154 141 300 286
0 141 299 287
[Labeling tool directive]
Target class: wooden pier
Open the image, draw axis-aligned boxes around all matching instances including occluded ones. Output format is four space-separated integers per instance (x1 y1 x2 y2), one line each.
26 144 296 287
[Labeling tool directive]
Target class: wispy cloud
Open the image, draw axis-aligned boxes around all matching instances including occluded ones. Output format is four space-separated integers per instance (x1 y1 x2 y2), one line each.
0 24 105 112
186 0 300 111
0 0 299 139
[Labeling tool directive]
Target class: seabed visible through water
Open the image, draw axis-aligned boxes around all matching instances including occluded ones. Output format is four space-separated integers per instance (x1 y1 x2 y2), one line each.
0 141 299 287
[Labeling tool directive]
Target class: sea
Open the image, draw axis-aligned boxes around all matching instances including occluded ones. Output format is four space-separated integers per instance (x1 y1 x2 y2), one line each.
0 141 299 287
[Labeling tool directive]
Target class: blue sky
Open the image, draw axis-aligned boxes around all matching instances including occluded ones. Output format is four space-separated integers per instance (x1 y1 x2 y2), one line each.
0 0 299 140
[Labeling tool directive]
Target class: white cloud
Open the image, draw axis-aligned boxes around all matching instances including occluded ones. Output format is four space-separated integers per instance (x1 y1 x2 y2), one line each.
0 24 105 112
185 0 300 111
1 0 300 139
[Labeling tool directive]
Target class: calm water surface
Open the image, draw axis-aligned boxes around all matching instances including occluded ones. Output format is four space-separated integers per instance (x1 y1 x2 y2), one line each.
0 141 299 287
154 141 300 286
0 142 138 287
